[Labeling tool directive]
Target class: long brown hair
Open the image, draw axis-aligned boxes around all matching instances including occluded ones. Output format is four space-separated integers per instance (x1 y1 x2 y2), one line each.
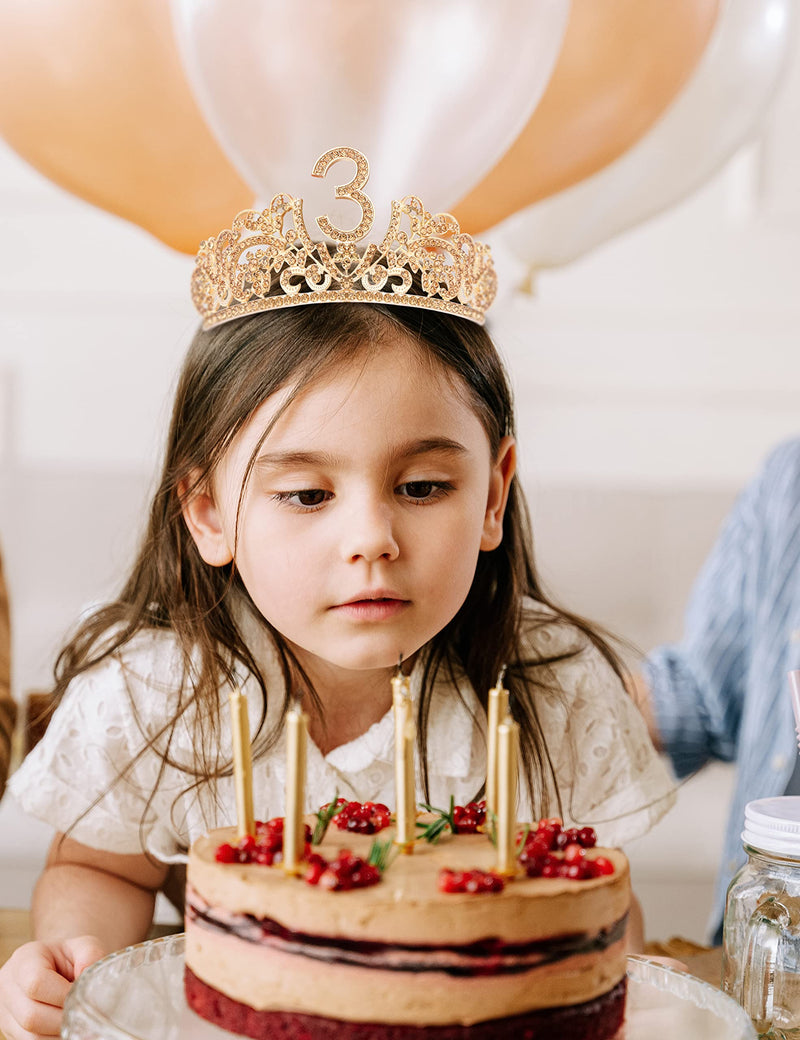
53 302 626 819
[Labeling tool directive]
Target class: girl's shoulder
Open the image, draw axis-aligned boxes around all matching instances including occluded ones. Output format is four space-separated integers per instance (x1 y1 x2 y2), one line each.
58 625 198 726
517 598 604 662
515 598 624 705
516 600 676 844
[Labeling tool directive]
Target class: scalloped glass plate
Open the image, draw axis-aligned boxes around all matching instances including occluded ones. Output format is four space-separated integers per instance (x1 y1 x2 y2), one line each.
61 935 756 1040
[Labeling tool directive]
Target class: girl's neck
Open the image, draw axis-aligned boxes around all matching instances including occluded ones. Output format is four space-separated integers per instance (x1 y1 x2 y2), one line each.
295 658 398 757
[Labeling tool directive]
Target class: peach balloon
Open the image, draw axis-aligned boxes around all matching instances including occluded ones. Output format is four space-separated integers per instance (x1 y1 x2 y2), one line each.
0 0 253 253
452 0 720 234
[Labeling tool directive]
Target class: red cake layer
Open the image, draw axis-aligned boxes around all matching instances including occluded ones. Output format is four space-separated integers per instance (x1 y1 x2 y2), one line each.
185 968 627 1040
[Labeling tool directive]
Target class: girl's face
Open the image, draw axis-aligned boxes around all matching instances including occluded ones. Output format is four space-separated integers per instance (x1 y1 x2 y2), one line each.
184 334 515 680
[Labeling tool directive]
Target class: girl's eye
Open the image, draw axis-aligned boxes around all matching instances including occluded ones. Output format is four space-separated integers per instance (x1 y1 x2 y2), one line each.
273 489 331 509
397 481 453 503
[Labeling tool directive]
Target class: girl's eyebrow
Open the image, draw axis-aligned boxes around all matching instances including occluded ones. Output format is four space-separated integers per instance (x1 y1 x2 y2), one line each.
395 437 470 460
255 449 338 472
255 438 469 472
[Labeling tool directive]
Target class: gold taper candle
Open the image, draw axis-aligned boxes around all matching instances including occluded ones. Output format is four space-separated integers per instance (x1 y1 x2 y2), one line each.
391 670 416 851
283 702 308 875
229 687 255 840
485 666 508 817
496 713 520 875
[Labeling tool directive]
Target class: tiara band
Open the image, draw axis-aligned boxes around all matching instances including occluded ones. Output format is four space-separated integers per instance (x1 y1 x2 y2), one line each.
191 146 497 328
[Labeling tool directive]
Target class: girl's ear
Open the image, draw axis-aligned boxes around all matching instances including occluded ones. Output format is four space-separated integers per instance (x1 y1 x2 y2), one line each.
481 436 516 552
178 470 234 567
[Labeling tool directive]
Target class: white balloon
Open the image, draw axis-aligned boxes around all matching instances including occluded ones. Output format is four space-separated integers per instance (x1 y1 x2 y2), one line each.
171 0 570 231
496 0 793 269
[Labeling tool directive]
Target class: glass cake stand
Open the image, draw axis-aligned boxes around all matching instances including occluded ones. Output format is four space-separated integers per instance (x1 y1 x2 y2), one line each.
60 934 756 1040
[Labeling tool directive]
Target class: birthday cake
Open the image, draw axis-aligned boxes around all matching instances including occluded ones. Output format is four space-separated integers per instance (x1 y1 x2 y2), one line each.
184 803 630 1039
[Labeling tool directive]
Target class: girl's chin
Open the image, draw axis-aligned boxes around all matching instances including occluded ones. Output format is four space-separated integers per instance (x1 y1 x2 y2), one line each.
286 641 425 677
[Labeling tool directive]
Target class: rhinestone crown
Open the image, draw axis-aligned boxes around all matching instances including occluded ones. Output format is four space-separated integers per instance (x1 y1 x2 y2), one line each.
191 146 497 329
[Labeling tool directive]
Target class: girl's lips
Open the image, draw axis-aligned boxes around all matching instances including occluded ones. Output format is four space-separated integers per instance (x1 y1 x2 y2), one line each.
332 598 409 621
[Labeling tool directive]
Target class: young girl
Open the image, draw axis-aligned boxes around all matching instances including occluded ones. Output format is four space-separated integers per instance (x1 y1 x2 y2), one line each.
0 152 674 1039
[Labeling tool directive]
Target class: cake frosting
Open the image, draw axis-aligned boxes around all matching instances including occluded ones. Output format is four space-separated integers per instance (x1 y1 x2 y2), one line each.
184 812 630 1038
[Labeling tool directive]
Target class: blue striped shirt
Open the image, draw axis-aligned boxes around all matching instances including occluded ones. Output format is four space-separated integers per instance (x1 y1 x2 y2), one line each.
645 438 800 941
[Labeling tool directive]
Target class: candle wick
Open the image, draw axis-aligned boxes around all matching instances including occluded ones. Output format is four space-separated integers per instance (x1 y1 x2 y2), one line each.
497 664 507 687
396 652 404 676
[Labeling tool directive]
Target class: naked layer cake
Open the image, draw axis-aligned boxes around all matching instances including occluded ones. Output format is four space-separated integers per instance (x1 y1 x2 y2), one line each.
184 805 630 1039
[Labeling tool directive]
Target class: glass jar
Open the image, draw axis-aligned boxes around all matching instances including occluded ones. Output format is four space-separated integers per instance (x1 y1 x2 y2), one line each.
723 797 800 1038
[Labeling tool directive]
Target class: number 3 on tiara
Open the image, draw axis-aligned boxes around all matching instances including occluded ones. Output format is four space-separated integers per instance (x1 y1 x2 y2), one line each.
311 146 375 244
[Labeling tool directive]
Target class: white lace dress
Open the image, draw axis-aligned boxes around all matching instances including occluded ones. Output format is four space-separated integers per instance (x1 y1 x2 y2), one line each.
10 606 675 863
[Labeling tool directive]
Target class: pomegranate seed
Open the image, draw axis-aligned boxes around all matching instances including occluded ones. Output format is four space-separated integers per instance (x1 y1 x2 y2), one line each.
214 843 236 863
304 854 327 885
536 820 562 849
314 850 381 890
318 868 342 890
449 801 486 834
438 869 457 893
521 854 546 877
332 800 392 835
577 827 597 848
563 843 586 864
439 868 506 894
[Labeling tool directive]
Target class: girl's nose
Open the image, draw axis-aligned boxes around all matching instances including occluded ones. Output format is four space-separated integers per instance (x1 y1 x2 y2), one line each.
340 499 399 563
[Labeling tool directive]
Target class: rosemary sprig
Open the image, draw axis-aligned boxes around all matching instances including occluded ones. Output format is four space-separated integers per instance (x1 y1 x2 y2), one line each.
416 796 456 844
312 792 344 845
484 815 528 854
367 837 397 873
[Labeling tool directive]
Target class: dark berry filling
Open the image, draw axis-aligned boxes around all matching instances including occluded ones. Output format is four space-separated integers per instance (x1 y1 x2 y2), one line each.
186 889 628 977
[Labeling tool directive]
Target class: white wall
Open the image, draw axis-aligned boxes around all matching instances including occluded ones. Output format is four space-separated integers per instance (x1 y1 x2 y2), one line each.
2 19 799 940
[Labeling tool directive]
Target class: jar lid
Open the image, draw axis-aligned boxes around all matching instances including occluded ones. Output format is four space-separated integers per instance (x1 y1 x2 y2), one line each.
742 797 800 857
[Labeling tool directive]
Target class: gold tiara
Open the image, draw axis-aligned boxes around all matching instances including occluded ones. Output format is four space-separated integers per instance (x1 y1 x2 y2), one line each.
191 146 496 328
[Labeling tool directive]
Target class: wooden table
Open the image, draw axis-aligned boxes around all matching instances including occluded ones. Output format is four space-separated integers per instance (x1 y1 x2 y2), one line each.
0 910 30 968
0 911 184 969
644 936 723 987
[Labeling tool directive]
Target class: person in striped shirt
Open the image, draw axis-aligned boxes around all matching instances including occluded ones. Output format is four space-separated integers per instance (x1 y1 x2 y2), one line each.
632 437 800 943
